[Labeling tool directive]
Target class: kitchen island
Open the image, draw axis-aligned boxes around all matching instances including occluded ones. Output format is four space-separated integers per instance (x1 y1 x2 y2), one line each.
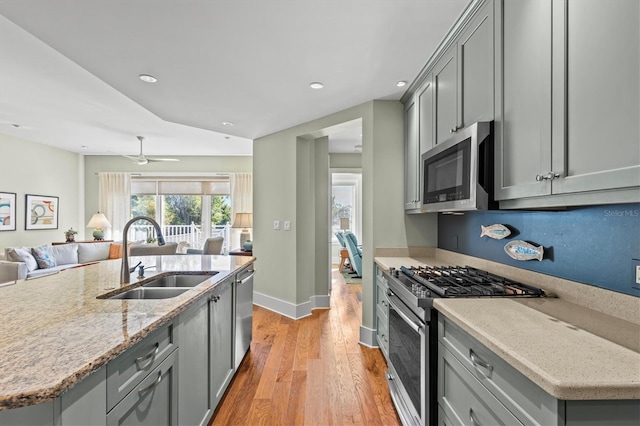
0 254 254 422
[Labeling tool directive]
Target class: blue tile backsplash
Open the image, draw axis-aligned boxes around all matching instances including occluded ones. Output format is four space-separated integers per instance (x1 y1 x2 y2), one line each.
437 203 640 296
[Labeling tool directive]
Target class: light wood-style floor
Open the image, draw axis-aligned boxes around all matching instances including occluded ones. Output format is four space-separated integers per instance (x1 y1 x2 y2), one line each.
210 268 401 426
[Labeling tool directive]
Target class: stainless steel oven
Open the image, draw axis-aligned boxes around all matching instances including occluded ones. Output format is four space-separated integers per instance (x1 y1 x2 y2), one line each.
385 272 437 426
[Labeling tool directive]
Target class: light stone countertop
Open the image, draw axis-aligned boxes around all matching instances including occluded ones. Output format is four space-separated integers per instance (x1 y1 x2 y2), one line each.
0 254 254 410
374 250 640 401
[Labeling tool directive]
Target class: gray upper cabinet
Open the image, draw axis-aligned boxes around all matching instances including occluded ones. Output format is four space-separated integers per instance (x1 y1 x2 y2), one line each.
434 44 459 145
494 0 552 201
496 0 640 207
404 98 420 210
551 0 640 196
458 0 495 128
418 75 435 156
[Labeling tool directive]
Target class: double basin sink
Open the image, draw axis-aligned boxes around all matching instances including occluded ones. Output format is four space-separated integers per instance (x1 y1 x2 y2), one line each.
104 272 218 300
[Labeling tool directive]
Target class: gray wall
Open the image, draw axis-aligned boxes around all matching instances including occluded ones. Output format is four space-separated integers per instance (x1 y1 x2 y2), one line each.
0 133 83 249
254 100 438 332
330 153 362 169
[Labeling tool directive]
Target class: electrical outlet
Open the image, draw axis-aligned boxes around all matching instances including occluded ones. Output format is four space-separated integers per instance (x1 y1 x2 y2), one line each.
284 220 291 231
273 220 280 230
636 265 640 285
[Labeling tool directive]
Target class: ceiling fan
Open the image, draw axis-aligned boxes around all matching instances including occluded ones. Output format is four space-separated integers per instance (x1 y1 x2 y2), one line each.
122 136 180 165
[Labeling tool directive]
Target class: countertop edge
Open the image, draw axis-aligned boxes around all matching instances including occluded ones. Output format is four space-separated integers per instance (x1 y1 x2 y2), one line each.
0 258 255 411
434 300 640 401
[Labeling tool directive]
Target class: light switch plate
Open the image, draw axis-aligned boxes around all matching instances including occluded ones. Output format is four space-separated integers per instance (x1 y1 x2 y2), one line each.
284 220 291 231
273 220 280 230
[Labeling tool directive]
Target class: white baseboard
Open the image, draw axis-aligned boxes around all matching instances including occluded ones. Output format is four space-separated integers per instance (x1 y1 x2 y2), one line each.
254 291 330 320
359 325 378 348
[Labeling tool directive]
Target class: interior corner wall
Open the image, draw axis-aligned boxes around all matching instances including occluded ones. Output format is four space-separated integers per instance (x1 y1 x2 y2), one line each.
314 137 329 297
254 100 438 329
0 133 82 249
296 137 315 304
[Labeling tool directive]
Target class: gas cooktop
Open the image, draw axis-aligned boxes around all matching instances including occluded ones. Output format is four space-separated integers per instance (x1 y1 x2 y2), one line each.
391 265 546 299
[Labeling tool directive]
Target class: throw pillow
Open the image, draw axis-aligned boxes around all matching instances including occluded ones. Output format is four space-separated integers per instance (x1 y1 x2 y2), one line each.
31 245 57 269
50 244 79 265
7 247 39 271
109 243 123 259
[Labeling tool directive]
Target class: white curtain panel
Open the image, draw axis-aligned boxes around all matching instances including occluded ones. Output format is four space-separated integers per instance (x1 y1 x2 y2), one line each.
98 172 131 241
230 173 253 249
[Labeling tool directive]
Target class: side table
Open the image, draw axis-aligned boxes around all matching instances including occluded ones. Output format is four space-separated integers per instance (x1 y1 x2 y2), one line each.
229 249 253 256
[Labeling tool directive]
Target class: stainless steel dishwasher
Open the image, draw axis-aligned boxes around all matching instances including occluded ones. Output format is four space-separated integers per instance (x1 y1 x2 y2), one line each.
234 266 254 369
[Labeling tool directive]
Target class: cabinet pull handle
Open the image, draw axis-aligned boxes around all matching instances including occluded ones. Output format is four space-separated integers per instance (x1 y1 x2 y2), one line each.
469 349 493 373
450 127 458 133
469 408 480 426
138 370 163 395
135 343 159 369
535 172 560 182
211 295 220 303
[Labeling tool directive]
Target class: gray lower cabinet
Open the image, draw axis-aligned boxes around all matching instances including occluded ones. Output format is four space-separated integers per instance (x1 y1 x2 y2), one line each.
438 314 640 426
495 0 640 207
107 350 178 426
178 296 212 426
375 266 389 359
210 277 235 409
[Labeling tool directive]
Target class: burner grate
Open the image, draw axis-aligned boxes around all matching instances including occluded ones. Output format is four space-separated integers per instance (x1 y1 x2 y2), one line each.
400 265 545 298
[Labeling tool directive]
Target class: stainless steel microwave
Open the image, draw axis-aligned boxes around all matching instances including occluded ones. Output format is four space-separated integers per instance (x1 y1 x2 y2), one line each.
421 121 495 213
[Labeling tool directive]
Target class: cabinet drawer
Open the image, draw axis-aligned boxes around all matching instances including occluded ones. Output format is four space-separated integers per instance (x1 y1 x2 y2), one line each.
438 344 522 426
376 282 389 313
376 305 389 359
107 320 176 411
439 316 559 425
107 349 178 425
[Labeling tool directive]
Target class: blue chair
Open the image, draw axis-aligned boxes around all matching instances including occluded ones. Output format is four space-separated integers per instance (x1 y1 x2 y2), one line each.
343 231 362 277
335 231 346 248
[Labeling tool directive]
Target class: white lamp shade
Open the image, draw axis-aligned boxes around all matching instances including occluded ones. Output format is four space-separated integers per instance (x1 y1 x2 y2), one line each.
87 212 111 229
232 213 253 229
340 217 350 230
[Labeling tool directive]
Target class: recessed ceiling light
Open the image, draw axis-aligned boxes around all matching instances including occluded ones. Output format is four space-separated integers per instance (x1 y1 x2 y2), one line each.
309 82 324 89
139 74 158 83
222 121 234 127
225 136 230 140
396 80 407 87
11 123 22 128
81 145 88 150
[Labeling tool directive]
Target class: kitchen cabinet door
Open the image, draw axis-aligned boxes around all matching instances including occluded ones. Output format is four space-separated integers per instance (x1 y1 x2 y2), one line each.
418 74 435 155
404 97 420 210
494 0 553 201
458 0 494 128
434 44 459 146
551 0 640 195
210 277 235 409
178 297 212 426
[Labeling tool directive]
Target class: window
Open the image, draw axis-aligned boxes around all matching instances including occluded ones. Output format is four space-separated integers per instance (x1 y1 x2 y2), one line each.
130 176 231 251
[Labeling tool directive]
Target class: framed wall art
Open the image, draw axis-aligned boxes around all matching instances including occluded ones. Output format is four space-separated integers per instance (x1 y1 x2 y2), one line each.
0 192 17 231
25 194 59 230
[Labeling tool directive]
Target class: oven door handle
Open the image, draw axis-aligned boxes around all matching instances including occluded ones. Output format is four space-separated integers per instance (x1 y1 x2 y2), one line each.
387 294 423 334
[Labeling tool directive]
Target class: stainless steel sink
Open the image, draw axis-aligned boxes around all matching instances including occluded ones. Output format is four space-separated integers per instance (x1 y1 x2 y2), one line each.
141 273 217 288
108 287 190 299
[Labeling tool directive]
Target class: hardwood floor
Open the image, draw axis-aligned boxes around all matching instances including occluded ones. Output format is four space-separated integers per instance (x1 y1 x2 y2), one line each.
210 268 401 426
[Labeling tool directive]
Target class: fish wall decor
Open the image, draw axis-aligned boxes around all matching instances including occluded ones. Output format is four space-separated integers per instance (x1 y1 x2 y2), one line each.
480 224 511 240
504 240 544 261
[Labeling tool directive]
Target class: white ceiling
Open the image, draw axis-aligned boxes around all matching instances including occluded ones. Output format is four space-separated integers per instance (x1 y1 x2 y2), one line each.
0 0 468 157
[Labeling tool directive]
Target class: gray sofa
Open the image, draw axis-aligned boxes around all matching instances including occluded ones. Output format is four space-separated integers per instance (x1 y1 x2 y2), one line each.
1 242 115 280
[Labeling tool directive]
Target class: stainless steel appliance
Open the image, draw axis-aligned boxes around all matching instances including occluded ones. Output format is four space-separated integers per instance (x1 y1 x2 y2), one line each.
421 121 495 213
234 266 254 369
384 265 545 426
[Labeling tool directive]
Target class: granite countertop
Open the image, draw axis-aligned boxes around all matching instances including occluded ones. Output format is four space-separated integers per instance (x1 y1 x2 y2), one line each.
0 254 254 410
374 252 640 401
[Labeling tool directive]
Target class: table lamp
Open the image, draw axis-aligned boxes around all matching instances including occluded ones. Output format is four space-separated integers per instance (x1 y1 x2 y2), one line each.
232 212 253 250
87 212 111 240
340 217 350 231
